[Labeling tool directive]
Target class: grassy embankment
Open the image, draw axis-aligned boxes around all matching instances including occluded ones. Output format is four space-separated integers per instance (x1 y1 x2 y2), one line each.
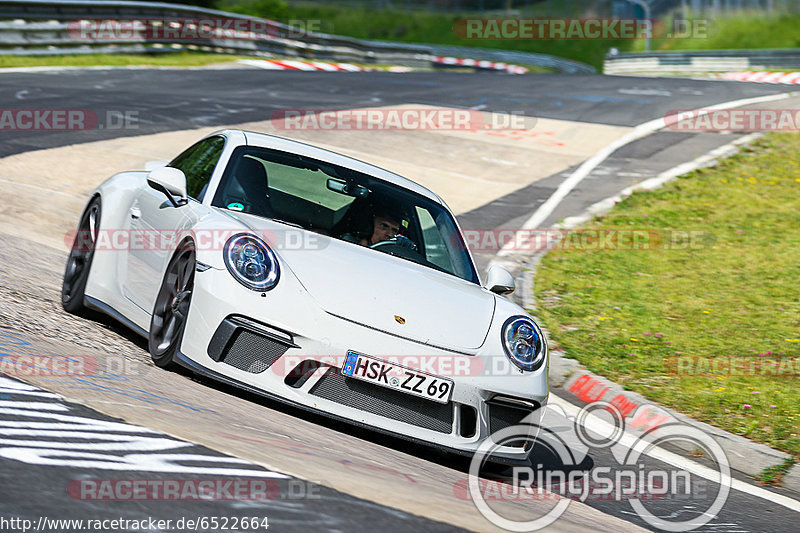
0 53 251 68
534 133 800 463
222 1 800 70
5 4 799 71
219 0 633 69
635 12 800 52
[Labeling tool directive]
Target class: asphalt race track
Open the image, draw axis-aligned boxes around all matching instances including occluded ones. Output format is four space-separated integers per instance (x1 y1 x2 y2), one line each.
0 67 798 532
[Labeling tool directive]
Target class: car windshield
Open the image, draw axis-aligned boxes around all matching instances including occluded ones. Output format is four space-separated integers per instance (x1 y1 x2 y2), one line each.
211 146 479 284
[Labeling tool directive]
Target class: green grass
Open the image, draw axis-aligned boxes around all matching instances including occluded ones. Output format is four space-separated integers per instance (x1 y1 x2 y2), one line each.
9 6 799 71
219 0 632 69
0 53 250 68
534 133 800 457
219 2 800 70
756 458 797 485
637 12 800 52
0 53 425 71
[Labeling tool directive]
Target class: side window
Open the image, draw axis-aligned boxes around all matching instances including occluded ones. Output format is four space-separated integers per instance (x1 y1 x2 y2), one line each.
169 136 226 201
416 206 454 273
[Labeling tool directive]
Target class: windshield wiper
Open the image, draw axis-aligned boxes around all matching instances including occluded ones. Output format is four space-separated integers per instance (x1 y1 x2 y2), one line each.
271 218 305 229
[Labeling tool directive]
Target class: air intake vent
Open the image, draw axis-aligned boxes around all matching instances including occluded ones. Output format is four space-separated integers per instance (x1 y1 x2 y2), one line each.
208 316 295 374
220 330 287 373
487 397 540 448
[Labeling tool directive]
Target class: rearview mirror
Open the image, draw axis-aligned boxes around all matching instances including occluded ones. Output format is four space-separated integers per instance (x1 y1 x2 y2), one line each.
484 265 515 295
147 166 187 208
327 178 369 198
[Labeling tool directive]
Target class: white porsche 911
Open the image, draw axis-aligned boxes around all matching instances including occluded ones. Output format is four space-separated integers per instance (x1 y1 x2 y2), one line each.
61 129 548 462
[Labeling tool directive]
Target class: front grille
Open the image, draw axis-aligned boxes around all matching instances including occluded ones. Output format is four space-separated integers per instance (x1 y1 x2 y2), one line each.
220 329 289 373
310 368 453 433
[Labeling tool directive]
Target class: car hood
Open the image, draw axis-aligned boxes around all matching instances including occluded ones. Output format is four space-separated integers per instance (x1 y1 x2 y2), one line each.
226 212 494 352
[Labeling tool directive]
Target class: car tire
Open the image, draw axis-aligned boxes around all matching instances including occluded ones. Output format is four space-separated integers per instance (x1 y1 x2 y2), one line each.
61 196 101 314
148 242 196 368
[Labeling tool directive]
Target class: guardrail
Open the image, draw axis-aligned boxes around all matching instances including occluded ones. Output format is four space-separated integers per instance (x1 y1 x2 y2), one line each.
604 49 800 75
0 0 432 65
426 44 595 74
0 0 595 74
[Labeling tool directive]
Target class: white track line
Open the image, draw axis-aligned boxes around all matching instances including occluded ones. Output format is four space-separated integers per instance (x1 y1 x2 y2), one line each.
548 395 800 513
557 132 761 229
491 91 797 267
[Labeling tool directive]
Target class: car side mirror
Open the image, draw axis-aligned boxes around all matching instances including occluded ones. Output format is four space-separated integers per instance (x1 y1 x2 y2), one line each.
144 160 169 171
147 166 188 208
484 265 515 295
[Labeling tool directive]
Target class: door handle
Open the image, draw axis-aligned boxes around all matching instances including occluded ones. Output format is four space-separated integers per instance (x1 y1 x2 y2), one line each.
130 206 141 219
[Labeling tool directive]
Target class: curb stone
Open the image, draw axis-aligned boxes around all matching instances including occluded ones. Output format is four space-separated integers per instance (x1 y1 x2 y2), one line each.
515 133 799 493
784 465 800 492
559 369 792 479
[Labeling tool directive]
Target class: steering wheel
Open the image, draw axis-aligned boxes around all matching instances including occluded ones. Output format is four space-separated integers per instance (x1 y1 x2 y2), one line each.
370 235 417 251
369 235 424 261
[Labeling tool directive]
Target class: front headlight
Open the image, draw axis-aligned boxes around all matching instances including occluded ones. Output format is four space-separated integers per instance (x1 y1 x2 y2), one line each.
224 233 279 291
502 316 546 371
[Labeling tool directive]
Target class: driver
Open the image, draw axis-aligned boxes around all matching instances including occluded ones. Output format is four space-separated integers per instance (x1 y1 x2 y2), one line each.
340 203 417 251
360 212 401 246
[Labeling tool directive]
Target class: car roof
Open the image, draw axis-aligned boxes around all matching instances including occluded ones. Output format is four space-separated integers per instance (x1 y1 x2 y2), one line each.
219 129 446 206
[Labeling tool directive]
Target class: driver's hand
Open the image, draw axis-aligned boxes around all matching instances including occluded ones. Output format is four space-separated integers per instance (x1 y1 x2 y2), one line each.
394 234 418 251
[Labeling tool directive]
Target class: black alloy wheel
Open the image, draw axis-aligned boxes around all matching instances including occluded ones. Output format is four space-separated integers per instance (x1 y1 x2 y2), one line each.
149 243 196 368
61 197 101 314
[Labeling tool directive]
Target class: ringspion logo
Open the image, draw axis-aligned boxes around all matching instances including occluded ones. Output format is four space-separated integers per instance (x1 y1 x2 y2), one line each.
467 402 731 531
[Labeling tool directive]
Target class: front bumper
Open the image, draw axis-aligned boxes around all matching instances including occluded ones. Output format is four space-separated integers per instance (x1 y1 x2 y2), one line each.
179 267 549 462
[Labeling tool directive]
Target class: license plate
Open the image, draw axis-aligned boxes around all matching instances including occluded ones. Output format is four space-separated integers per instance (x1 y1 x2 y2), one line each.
341 351 453 404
